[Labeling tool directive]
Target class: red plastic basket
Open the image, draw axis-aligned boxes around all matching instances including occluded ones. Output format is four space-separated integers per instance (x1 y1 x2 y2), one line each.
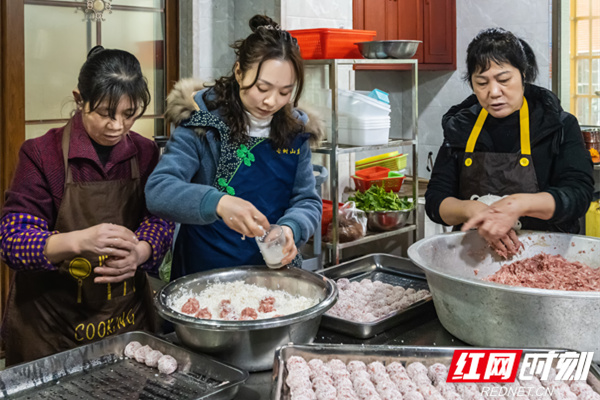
289 28 376 59
321 200 344 235
352 175 405 192
355 166 390 180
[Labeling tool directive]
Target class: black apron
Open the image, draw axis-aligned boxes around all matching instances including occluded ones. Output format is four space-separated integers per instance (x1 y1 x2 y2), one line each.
459 97 539 200
3 122 155 366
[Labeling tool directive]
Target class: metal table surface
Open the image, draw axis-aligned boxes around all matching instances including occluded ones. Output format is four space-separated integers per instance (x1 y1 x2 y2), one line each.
233 307 465 399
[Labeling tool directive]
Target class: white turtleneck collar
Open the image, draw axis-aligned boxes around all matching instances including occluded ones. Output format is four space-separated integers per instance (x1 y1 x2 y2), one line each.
245 111 272 138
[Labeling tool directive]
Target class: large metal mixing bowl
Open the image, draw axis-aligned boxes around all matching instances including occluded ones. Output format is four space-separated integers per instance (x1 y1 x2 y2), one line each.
154 266 338 371
408 231 600 362
355 40 421 59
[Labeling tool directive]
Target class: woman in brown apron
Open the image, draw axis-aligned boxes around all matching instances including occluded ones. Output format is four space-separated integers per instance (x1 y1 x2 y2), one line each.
425 28 594 257
0 46 174 365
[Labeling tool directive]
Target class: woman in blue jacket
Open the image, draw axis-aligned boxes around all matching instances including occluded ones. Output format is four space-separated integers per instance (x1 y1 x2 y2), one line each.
145 15 323 278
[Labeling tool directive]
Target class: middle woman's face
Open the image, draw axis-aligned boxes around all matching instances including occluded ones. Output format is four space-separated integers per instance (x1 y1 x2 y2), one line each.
236 58 296 120
471 61 524 119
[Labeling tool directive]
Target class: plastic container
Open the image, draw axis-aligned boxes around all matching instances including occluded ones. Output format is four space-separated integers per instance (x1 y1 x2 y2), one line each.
356 151 399 166
352 175 405 192
338 90 390 118
367 89 390 104
355 166 391 180
289 28 376 59
321 200 344 236
335 115 391 146
356 153 407 171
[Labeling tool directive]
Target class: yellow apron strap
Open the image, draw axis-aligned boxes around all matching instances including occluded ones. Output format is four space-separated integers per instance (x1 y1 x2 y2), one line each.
519 97 531 155
466 108 488 153
465 96 531 163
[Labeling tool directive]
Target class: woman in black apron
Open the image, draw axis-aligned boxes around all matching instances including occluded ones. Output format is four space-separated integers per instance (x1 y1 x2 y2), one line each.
425 28 594 257
0 46 174 365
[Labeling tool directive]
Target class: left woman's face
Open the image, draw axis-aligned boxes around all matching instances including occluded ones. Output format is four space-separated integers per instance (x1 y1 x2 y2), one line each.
236 59 296 120
471 61 524 119
81 96 140 146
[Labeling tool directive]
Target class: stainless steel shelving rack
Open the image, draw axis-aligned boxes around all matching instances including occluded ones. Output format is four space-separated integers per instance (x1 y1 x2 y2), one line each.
306 58 419 264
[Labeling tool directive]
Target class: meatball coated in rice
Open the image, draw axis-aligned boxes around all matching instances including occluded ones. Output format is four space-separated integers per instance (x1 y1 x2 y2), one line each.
134 345 152 363
157 354 178 374
145 349 163 367
124 341 142 358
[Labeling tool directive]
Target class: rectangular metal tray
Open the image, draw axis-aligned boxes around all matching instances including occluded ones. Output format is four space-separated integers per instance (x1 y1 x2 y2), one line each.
0 331 248 400
271 344 600 400
316 253 433 339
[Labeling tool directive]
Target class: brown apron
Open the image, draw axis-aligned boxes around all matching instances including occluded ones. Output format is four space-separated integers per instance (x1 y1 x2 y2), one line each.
3 122 155 366
459 97 540 200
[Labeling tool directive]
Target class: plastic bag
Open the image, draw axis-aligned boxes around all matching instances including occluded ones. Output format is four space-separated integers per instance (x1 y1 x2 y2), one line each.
324 201 367 243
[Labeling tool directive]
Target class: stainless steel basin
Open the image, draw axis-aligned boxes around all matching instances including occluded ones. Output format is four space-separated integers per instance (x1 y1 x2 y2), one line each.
355 40 421 59
154 266 338 371
408 231 600 362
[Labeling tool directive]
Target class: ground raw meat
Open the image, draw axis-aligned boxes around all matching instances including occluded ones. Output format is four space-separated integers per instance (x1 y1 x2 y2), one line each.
485 253 600 291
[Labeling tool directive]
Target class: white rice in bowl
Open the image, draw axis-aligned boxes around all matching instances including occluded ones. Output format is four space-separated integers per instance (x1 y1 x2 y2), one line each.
168 280 319 320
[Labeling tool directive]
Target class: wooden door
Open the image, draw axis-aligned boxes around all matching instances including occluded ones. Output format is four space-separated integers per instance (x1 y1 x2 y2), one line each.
397 0 424 64
423 0 456 65
355 0 386 40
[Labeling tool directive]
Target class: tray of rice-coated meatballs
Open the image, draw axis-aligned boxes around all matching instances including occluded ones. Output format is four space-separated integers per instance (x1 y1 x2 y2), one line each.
0 331 248 400
271 343 600 400
316 253 433 339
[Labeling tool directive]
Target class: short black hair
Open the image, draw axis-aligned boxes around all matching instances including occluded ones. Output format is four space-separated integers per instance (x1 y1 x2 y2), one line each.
464 28 538 87
77 45 151 119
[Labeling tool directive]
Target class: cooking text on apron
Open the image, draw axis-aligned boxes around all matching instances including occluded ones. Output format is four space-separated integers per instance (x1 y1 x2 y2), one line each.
3 121 155 365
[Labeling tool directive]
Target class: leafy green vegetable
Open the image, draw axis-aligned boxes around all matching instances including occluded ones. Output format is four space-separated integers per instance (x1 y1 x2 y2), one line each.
348 185 413 211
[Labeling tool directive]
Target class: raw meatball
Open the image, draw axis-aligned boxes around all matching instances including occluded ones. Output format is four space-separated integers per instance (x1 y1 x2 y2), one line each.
124 341 142 358
181 298 200 315
258 296 276 313
157 354 178 375
240 307 258 320
219 299 236 320
134 345 153 363
145 349 163 368
195 307 212 319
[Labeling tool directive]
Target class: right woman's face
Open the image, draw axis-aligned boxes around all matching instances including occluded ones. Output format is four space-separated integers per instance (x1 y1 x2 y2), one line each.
471 61 524 119
236 59 296 120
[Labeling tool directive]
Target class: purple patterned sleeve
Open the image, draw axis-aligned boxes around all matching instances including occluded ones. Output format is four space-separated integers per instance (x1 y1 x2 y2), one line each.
135 215 175 273
0 213 59 271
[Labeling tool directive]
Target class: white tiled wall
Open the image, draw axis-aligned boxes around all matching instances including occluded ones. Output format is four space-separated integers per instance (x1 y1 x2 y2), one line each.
281 0 352 30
